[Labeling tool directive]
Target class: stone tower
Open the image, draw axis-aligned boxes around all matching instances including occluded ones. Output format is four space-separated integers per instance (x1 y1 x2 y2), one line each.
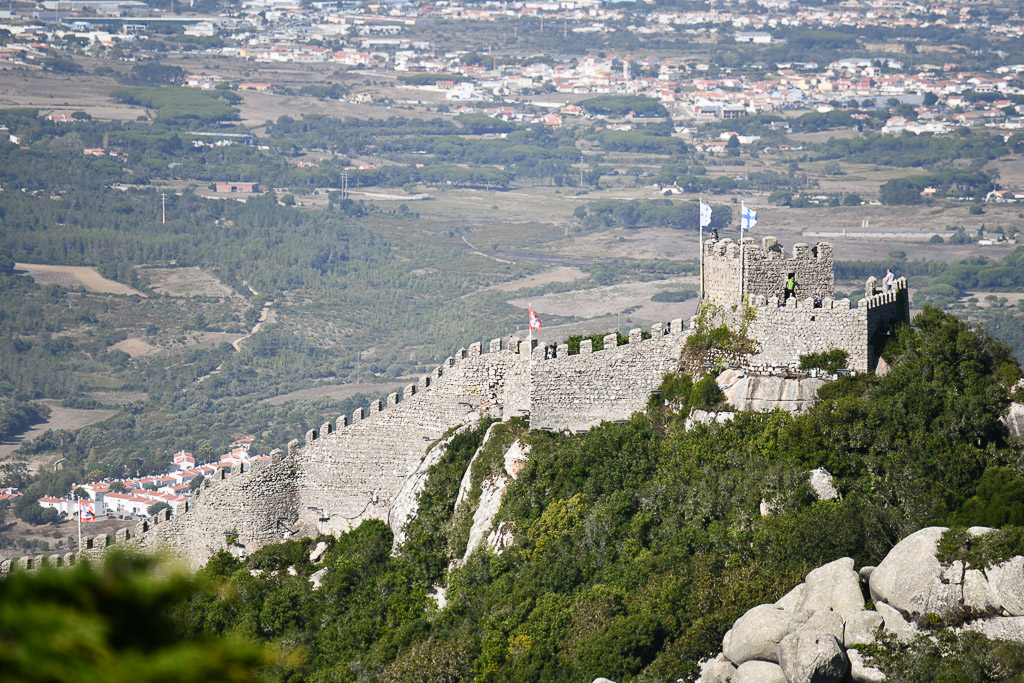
702 236 834 305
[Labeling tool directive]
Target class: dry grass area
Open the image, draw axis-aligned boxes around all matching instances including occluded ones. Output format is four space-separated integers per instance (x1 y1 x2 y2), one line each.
87 391 149 405
0 401 117 460
261 379 411 406
0 67 145 121
788 129 863 143
510 276 699 319
549 227 701 261
478 267 586 294
143 266 239 298
15 263 146 296
111 338 160 358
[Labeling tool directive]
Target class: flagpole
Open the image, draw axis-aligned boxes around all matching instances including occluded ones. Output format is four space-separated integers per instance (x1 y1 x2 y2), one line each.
77 498 82 551
528 303 532 360
699 199 704 303
739 201 745 304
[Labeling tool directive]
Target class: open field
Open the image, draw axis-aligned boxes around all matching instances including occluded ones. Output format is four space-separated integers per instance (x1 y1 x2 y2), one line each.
0 67 145 121
143 266 240 298
15 263 146 296
475 266 586 295
509 276 699 320
0 401 118 460
112 338 161 358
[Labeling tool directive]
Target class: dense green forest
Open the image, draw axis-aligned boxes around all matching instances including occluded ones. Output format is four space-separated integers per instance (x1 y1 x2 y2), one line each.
11 307 1018 682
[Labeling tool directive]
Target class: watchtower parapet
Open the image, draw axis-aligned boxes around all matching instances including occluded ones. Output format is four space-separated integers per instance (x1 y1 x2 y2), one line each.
703 236 834 306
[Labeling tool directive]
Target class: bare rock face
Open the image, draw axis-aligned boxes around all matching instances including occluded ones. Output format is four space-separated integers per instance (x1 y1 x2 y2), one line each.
874 602 923 643
775 583 806 612
959 616 1024 643
809 468 839 500
800 557 864 619
794 610 846 644
986 556 1024 617
777 631 849 683
1004 402 1024 438
733 660 787 683
847 648 886 683
697 653 736 683
716 369 826 414
844 610 884 647
869 527 977 617
309 540 328 563
722 604 811 665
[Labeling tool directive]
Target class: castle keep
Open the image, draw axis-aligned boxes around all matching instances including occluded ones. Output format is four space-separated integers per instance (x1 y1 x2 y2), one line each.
1 237 911 572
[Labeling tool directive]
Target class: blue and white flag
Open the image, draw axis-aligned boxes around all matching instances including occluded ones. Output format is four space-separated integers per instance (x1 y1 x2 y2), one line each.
741 206 758 231
699 201 712 228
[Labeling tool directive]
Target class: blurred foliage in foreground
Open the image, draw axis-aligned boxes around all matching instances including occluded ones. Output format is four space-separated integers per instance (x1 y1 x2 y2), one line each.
0 551 277 683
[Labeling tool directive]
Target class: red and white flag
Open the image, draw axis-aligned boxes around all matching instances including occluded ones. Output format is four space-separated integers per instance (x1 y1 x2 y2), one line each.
79 500 95 522
529 307 541 330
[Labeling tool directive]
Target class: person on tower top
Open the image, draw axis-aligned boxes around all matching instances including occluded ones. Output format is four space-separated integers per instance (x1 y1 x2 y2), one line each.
882 268 895 293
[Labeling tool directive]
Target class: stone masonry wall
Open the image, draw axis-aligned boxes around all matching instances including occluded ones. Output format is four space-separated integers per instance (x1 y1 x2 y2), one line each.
703 237 834 306
131 452 300 568
530 320 689 431
715 277 910 373
296 339 530 537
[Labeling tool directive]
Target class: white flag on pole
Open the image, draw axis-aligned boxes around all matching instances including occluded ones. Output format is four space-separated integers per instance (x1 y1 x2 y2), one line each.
741 206 758 231
699 201 712 228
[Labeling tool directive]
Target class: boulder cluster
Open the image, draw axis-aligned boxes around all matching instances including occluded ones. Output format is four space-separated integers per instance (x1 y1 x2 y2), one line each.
698 526 1024 683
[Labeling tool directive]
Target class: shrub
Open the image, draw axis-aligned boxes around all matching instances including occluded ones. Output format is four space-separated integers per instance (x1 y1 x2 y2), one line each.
798 349 849 374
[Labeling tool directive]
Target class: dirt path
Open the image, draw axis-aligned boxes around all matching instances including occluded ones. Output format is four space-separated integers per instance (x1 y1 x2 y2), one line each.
461 235 516 264
15 263 147 297
195 294 274 384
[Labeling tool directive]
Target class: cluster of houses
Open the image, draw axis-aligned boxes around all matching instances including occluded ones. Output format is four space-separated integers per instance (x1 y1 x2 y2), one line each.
0 0 1019 134
37 438 268 522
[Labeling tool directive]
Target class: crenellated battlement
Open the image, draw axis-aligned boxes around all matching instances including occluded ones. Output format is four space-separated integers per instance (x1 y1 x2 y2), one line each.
703 236 834 306
0 507 176 577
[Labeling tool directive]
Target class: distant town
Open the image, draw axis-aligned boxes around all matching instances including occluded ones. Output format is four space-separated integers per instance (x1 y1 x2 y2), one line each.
1 0 1022 140
33 437 265 521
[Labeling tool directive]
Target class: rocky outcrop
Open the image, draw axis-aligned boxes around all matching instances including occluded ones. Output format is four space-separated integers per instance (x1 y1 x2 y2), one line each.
777 631 848 683
716 369 827 414
389 421 479 548
1004 402 1024 439
867 526 1024 620
461 439 530 562
697 526 1024 683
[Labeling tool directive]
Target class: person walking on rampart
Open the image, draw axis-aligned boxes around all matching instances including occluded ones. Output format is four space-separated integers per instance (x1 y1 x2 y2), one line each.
882 268 895 293
784 275 798 301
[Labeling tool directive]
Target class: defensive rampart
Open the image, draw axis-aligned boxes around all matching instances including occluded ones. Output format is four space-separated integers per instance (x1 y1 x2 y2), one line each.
529 320 689 431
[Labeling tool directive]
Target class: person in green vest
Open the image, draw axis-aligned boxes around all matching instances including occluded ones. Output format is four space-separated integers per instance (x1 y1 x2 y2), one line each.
784 275 798 301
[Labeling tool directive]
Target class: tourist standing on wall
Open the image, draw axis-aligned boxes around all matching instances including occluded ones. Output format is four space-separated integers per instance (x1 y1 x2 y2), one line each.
882 268 895 292
784 276 798 301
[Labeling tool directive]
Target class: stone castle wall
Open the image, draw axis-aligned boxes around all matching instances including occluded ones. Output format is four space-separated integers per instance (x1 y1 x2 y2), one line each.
703 237 834 306
296 339 530 538
529 320 689 431
714 276 910 373
0 238 911 572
